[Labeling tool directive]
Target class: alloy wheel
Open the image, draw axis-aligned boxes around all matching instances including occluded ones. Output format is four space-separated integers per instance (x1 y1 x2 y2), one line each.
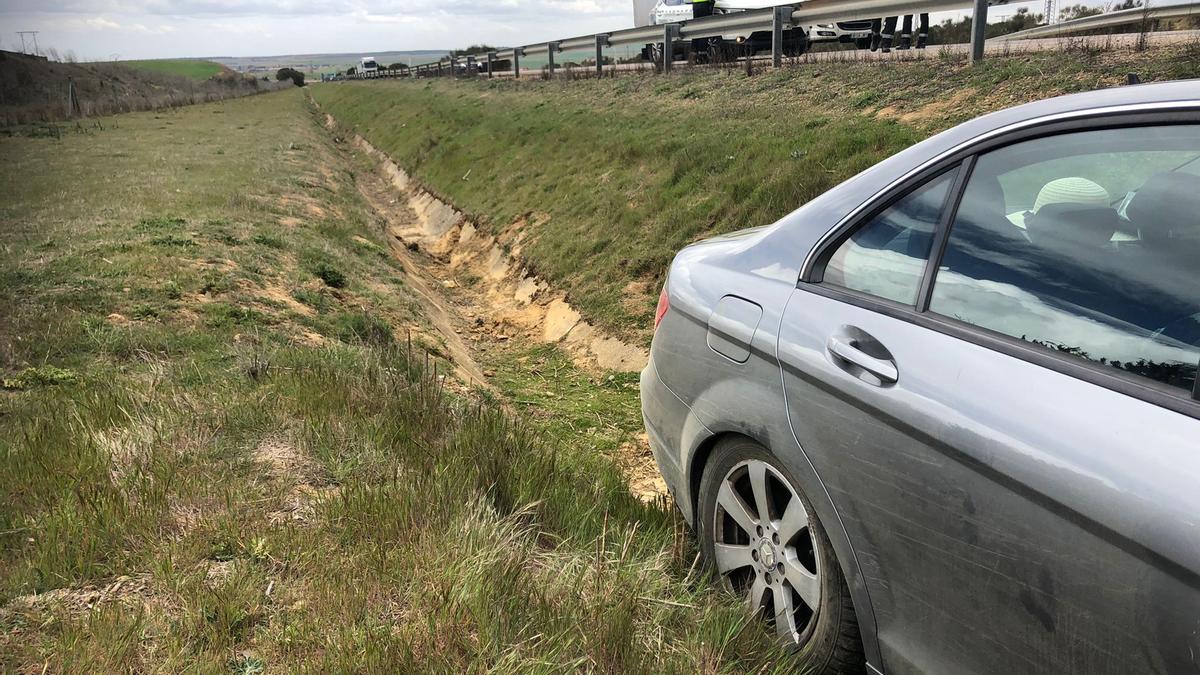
712 458 821 646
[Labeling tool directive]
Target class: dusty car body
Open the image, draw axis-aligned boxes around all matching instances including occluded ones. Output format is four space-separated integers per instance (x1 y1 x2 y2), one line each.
642 80 1200 674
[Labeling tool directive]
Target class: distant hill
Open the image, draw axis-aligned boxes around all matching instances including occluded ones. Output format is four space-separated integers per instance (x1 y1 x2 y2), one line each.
0 50 290 126
208 46 648 76
210 51 451 76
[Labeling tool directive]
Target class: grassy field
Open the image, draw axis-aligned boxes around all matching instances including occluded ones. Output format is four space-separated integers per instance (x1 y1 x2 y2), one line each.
311 41 1200 341
0 90 794 671
122 59 230 80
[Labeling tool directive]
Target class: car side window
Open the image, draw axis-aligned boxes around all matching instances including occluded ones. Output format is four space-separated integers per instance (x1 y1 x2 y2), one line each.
822 171 954 305
930 125 1200 395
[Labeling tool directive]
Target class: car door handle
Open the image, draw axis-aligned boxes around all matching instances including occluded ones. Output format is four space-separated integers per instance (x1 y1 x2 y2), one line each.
827 336 899 384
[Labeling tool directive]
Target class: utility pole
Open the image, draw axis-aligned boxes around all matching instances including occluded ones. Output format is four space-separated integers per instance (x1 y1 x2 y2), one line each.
1044 0 1057 24
18 31 41 56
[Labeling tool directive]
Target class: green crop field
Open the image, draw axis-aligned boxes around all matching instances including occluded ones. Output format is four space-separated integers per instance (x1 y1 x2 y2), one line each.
0 87 797 672
122 58 228 80
312 41 1200 342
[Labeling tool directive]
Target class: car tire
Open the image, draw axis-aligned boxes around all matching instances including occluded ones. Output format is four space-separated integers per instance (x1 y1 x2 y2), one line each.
644 43 664 69
855 37 871 50
698 437 865 674
785 31 809 57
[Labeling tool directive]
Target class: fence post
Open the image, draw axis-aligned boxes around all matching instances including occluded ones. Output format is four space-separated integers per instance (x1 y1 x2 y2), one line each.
547 42 560 78
67 76 81 118
595 34 610 76
513 47 523 78
663 24 679 74
772 6 793 68
487 52 496 78
970 0 988 63
467 55 477 77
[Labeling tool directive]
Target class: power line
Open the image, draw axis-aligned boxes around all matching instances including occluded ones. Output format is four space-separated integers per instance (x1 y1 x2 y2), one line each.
17 31 40 56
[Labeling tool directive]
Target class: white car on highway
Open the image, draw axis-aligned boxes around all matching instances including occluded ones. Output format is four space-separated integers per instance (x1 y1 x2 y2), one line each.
642 0 877 58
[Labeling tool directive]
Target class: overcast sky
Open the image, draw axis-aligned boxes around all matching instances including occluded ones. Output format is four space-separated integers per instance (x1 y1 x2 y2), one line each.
0 1 637 60
2 0 1047 61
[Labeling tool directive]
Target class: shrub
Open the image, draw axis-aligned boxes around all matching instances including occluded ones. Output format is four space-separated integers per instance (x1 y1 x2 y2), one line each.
2 365 79 390
311 261 346 289
333 311 393 346
275 67 305 87
251 233 286 250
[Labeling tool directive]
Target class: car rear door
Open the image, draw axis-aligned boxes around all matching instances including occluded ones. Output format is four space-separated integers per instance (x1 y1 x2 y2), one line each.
776 119 1200 675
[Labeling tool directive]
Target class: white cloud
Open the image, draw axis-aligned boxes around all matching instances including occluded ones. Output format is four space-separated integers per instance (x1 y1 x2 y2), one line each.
84 16 122 29
61 15 177 34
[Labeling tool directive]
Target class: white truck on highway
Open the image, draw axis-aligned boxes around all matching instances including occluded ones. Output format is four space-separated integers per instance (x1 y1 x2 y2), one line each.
359 56 380 75
634 0 875 61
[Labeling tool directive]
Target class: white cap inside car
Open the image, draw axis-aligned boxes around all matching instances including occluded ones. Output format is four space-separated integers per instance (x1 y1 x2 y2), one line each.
1033 177 1110 213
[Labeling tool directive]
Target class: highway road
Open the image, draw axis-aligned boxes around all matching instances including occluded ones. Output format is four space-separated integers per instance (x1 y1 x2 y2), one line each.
456 29 1200 78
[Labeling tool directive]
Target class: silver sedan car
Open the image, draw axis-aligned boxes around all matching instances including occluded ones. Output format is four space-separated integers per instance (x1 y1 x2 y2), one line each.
641 80 1200 674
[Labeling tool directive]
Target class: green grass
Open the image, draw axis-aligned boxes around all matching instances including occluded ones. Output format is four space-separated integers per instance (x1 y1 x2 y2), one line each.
312 41 1200 341
0 87 795 671
121 59 228 80
481 340 646 475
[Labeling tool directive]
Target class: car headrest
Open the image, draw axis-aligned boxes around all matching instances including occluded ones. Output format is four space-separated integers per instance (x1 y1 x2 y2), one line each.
1024 203 1118 249
1125 172 1200 245
964 174 1006 219
953 173 1012 235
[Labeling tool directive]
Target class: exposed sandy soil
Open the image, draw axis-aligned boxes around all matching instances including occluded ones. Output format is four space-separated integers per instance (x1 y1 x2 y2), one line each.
350 133 649 374
875 87 978 125
350 160 493 391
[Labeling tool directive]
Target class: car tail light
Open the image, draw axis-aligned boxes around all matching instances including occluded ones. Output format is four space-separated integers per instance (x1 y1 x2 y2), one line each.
654 284 670 332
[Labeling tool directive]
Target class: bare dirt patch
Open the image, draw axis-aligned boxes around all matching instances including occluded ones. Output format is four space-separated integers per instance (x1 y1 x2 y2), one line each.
621 432 669 503
276 193 335 222
291 329 327 347
254 437 307 480
1 573 158 622
875 87 978 125
621 279 655 316
253 437 339 526
258 284 315 317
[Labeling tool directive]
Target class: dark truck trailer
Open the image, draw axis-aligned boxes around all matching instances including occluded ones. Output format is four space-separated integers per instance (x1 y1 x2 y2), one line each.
640 28 808 64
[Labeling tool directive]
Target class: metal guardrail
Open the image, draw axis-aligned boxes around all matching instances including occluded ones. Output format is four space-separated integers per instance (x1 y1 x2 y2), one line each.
345 0 1007 81
993 0 1200 41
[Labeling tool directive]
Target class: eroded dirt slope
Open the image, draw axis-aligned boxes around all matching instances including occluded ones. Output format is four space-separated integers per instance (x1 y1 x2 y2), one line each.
321 110 667 501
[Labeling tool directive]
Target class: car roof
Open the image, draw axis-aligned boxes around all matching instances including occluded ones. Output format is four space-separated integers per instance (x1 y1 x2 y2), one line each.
933 79 1200 148
759 79 1200 274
